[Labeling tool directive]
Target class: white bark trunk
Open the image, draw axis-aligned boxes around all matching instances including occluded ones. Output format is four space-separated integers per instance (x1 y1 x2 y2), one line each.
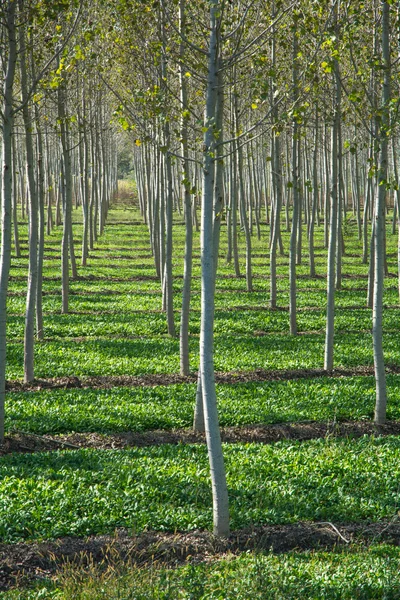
199 0 229 537
20 17 38 383
374 0 390 424
0 0 17 443
289 23 299 335
324 6 340 371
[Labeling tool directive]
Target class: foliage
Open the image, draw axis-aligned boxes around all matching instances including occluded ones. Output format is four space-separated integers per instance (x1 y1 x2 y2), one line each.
7 375 400 435
1 437 400 542
2 546 400 599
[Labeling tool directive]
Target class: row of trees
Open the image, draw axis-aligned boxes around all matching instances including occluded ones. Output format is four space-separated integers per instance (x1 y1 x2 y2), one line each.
0 0 398 536
115 0 396 535
0 0 119 442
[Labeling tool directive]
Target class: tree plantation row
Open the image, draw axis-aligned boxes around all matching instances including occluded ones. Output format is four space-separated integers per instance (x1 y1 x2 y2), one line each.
1 0 399 537
2 203 400 597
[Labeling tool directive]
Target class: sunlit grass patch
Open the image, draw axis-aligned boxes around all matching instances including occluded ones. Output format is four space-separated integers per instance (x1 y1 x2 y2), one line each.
1 437 400 542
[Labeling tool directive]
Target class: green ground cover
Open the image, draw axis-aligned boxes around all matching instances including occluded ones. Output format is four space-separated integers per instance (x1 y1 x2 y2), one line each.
2 545 400 599
8 330 400 378
7 375 400 434
1 436 400 542
4 306 386 338
4 202 400 597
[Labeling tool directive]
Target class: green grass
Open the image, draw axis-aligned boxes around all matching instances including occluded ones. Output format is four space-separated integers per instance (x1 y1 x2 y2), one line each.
2 545 400 599
9 330 400 379
7 307 396 338
7 375 400 435
1 436 400 542
7 205 400 379
4 203 400 594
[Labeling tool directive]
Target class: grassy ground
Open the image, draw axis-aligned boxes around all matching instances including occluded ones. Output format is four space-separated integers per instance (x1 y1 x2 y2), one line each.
3 546 400 599
2 188 400 597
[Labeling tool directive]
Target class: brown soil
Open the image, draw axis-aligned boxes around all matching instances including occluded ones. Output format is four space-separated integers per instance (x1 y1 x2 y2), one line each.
1 521 400 590
2 419 400 456
6 366 399 393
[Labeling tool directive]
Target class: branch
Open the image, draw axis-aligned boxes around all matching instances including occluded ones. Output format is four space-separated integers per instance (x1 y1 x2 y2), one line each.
12 0 85 116
316 522 350 544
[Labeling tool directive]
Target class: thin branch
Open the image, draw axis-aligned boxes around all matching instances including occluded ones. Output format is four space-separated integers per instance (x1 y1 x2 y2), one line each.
12 0 85 116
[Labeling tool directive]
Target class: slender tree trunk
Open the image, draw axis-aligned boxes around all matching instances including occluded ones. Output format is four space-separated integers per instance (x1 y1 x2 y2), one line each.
89 127 96 250
270 131 282 307
58 68 72 314
363 158 372 264
289 133 299 335
309 106 318 278
374 0 390 424
80 95 90 267
35 106 45 341
336 117 343 290
19 12 38 383
324 9 340 371
11 136 20 257
164 137 176 337
269 10 282 309
289 21 299 335
45 133 53 235
392 142 400 301
194 58 224 430
234 97 252 292
199 0 229 537
354 133 362 241
323 125 330 249
0 0 17 442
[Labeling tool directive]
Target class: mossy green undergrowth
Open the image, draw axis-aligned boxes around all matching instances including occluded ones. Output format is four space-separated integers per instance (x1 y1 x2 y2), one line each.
1 437 400 542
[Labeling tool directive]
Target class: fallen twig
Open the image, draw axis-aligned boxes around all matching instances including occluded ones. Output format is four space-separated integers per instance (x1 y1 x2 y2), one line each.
316 522 350 544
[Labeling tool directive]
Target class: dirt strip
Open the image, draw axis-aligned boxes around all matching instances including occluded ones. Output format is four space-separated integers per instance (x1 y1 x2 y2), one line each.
1 521 400 590
2 420 400 456
6 365 400 393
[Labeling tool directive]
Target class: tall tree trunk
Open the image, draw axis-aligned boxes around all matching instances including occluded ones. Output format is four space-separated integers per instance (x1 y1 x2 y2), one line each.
270 127 282 308
58 68 72 314
335 116 343 290
35 105 45 341
19 6 38 383
179 0 193 374
193 58 224 431
164 138 176 337
199 0 229 537
309 106 318 278
392 142 400 301
0 0 17 442
324 5 340 371
289 20 299 335
234 96 252 292
374 0 390 425
354 132 362 241
289 133 299 335
324 123 330 249
80 93 90 267
11 136 20 257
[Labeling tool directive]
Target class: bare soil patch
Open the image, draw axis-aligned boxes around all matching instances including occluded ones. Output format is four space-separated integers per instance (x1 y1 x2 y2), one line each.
1 521 400 590
6 366 400 394
2 419 400 456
